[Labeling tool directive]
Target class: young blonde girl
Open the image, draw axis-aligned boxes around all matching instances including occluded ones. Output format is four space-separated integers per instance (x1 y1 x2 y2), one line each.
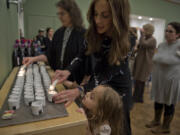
83 85 125 135
64 82 124 135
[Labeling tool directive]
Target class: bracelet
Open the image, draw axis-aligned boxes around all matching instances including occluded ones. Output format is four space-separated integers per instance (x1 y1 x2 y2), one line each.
77 86 84 92
77 86 85 99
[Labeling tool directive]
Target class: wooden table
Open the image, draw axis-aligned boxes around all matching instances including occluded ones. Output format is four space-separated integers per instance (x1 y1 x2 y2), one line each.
0 67 87 135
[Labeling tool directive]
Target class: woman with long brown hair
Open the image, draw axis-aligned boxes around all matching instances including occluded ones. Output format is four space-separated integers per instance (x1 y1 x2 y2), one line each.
23 0 89 84
25 0 132 134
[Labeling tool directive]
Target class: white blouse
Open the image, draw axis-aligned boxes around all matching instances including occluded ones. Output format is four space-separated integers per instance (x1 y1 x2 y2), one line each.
93 124 111 135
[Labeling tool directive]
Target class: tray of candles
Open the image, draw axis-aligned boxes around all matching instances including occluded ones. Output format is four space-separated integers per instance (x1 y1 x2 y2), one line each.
0 64 68 127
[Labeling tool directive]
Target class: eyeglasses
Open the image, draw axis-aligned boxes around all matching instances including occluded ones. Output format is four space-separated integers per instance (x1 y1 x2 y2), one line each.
165 29 175 33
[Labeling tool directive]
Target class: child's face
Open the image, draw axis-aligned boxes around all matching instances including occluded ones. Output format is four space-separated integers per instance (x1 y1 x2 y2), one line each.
82 86 104 114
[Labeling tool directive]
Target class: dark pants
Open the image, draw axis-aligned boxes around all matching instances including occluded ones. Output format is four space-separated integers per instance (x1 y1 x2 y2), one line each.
117 87 132 135
133 80 145 102
122 96 132 135
155 102 175 116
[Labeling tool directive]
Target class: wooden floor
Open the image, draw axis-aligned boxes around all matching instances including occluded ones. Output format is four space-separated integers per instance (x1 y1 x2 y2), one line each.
131 84 180 135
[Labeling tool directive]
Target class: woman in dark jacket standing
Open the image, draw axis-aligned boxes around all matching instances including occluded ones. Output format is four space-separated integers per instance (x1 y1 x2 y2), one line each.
52 0 132 134
23 0 89 84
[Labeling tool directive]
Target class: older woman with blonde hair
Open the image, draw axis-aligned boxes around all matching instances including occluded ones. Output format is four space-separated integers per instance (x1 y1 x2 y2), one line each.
133 23 157 103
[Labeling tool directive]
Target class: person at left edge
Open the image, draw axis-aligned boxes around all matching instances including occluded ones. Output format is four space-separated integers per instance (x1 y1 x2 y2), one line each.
23 0 90 84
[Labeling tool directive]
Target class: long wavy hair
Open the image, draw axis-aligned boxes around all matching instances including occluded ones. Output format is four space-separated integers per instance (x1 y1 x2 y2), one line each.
83 85 125 135
56 0 84 29
86 0 130 65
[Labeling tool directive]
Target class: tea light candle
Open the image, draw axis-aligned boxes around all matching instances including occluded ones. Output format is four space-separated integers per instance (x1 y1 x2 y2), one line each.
8 98 20 110
35 96 46 106
31 101 43 116
24 95 34 106
47 90 57 102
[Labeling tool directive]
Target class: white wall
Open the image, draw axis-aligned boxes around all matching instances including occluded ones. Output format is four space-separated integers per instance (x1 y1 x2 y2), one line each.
130 15 166 46
18 11 25 37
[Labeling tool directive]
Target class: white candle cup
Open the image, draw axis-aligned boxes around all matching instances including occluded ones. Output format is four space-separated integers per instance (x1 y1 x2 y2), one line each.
24 95 35 106
24 86 31 91
35 96 46 106
24 87 33 91
12 87 22 90
35 87 43 90
24 91 34 96
47 90 57 103
24 84 33 88
35 89 44 93
31 101 43 116
49 85 55 91
8 98 20 110
14 86 23 89
21 64 27 70
48 79 58 91
9 94 21 100
13 86 23 89
12 91 21 95
12 90 22 95
11 93 22 98
12 88 21 91
35 93 45 97
24 89 33 93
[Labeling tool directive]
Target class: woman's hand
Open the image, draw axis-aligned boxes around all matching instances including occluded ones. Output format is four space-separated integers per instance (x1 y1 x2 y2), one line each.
53 88 80 107
22 57 35 66
80 75 91 86
53 70 71 84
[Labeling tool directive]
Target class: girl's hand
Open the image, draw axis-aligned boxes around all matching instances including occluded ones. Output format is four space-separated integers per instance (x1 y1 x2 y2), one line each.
53 88 80 107
80 75 91 86
76 108 85 115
